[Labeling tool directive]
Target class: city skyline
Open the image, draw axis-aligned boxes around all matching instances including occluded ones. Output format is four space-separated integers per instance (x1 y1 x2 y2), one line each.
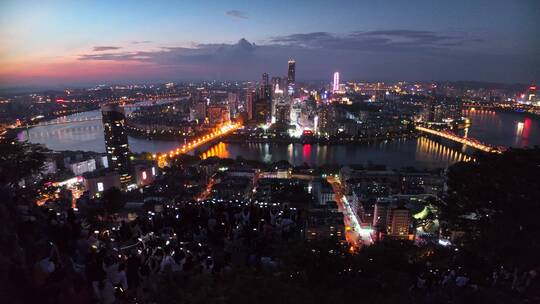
2 2 540 303
1 0 539 88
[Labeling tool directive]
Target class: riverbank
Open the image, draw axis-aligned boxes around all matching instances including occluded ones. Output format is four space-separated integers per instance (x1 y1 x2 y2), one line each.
21 104 101 128
18 109 538 167
222 131 418 145
125 123 418 146
494 107 540 119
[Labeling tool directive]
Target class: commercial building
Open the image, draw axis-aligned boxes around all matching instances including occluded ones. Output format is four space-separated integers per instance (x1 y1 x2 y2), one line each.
228 92 238 117
246 91 254 120
386 205 411 239
133 162 158 187
101 104 132 188
207 105 230 126
211 176 252 200
271 76 284 95
315 179 336 206
254 100 270 124
287 59 296 95
421 97 462 123
372 201 412 240
261 73 271 104
192 100 207 122
69 158 97 176
306 209 345 243
373 200 390 233
317 104 336 137
42 159 58 175
84 170 121 197
333 72 340 92
273 96 291 124
526 85 537 103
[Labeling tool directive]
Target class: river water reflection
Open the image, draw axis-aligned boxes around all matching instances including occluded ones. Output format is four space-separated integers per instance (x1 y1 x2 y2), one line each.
18 109 539 169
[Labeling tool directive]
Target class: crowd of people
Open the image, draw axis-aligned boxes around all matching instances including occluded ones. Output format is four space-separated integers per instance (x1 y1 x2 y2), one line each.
410 265 538 301
0 191 300 304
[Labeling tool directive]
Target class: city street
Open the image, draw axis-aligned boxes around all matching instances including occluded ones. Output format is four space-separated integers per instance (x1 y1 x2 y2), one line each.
197 177 216 201
327 176 373 251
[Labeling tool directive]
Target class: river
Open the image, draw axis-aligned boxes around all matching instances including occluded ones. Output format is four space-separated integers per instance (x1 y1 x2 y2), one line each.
18 108 539 169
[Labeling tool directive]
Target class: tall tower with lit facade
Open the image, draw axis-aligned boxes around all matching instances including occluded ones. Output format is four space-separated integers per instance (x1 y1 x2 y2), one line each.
101 104 132 188
333 72 340 92
262 73 271 103
271 76 282 94
246 91 254 120
287 59 296 95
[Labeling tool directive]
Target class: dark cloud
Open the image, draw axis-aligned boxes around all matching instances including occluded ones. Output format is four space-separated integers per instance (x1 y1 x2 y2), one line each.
76 32 536 83
225 10 248 19
81 39 257 62
132 40 152 44
271 32 333 42
197 38 257 53
80 52 151 61
92 46 121 52
270 30 483 53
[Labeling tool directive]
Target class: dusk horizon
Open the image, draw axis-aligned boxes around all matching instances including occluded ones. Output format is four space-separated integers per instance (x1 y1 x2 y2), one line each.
1 0 539 87
1 2 540 304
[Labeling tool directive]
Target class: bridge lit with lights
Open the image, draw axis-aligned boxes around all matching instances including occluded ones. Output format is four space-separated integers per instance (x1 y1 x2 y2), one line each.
416 126 505 154
22 116 102 127
154 121 241 164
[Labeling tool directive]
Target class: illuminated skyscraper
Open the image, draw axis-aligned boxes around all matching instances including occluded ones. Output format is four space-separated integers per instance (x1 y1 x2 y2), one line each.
273 95 291 124
101 104 132 187
262 73 271 103
317 104 336 137
287 59 296 95
193 99 207 121
228 92 238 117
246 91 254 120
271 76 282 94
333 72 340 92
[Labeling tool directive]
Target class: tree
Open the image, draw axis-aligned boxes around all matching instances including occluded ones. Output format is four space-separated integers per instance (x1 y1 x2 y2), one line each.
173 154 201 166
0 139 47 187
441 148 540 265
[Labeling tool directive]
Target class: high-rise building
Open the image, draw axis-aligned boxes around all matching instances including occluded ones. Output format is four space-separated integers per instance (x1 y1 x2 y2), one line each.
386 205 411 239
101 104 132 188
421 96 462 123
317 104 336 137
261 73 271 103
273 96 292 124
527 85 537 102
254 101 270 124
271 76 282 94
207 105 230 126
333 72 340 92
373 201 390 233
228 92 238 117
193 99 207 122
287 59 296 95
246 91 254 120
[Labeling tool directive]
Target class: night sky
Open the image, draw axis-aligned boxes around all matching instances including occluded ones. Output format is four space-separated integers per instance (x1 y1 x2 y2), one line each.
1 0 538 87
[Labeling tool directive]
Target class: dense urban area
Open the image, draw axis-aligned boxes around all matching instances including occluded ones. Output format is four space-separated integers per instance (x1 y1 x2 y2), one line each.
4 0 540 301
1 58 539 304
